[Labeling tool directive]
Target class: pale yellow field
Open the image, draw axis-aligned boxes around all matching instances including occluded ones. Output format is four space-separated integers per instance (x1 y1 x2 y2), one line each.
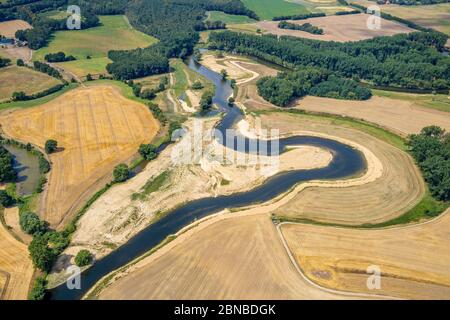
352 0 450 37
281 208 450 299
0 86 159 228
296 95 450 136
0 217 34 300
0 19 31 38
257 14 414 42
0 66 61 101
258 112 425 225
97 213 355 300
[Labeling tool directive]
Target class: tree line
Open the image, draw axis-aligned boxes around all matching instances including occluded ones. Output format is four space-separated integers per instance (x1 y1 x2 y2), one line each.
0 145 17 183
208 30 449 90
278 21 324 35
272 12 325 21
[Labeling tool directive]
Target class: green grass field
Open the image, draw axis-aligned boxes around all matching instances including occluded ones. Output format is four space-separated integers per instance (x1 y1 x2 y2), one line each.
56 57 112 78
241 0 309 20
206 11 257 24
373 90 450 113
33 15 157 76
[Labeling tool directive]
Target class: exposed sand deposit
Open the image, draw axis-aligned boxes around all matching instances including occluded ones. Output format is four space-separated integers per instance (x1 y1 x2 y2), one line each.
296 95 450 136
0 85 159 228
257 14 414 42
281 208 450 299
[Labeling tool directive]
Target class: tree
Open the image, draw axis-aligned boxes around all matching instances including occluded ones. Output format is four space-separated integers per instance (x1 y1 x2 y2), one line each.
228 97 235 106
220 69 228 80
0 190 14 207
28 276 47 300
16 59 24 66
75 249 93 267
29 235 55 272
199 91 213 111
86 73 93 81
20 212 47 235
113 163 129 183
0 145 17 182
45 139 57 154
139 144 158 160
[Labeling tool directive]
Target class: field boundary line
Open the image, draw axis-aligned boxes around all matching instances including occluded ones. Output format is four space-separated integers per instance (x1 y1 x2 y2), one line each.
276 222 402 300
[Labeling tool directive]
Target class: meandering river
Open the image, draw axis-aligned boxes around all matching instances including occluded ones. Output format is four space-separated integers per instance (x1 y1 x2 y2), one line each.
49 56 366 300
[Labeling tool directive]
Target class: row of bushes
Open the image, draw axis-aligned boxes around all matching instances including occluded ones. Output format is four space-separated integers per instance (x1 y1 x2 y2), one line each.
278 21 324 35
45 52 76 63
12 83 66 101
272 12 325 21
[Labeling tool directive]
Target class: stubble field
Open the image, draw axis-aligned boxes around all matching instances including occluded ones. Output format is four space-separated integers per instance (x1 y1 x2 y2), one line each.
0 85 159 228
0 216 33 300
257 14 414 42
281 208 450 299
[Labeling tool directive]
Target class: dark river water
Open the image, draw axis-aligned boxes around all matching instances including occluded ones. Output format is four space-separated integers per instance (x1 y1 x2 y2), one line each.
49 56 366 300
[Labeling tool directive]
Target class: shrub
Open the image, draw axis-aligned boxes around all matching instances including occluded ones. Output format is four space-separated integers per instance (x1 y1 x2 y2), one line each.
191 81 203 90
139 144 158 160
45 139 57 154
20 212 47 235
75 249 93 267
0 190 14 207
28 276 47 300
113 163 129 183
29 235 55 272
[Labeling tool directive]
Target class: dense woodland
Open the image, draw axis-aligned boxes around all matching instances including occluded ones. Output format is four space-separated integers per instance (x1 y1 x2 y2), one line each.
106 0 258 79
408 126 450 202
209 31 449 90
257 67 371 107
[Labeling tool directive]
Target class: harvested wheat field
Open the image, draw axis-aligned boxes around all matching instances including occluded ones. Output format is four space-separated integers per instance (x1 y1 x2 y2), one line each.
0 216 34 300
257 14 414 42
295 95 450 136
352 0 450 39
0 66 61 101
0 19 31 38
97 213 359 300
281 208 450 299
257 112 425 225
0 85 159 228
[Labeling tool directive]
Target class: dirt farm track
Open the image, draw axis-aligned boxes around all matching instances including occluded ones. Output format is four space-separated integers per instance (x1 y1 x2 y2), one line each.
0 85 159 228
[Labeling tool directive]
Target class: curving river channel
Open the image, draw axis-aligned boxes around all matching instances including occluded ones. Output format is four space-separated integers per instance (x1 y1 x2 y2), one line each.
50 56 366 300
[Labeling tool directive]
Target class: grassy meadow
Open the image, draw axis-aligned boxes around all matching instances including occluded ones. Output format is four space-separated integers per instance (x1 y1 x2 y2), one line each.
33 15 157 76
241 0 309 20
206 11 257 24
